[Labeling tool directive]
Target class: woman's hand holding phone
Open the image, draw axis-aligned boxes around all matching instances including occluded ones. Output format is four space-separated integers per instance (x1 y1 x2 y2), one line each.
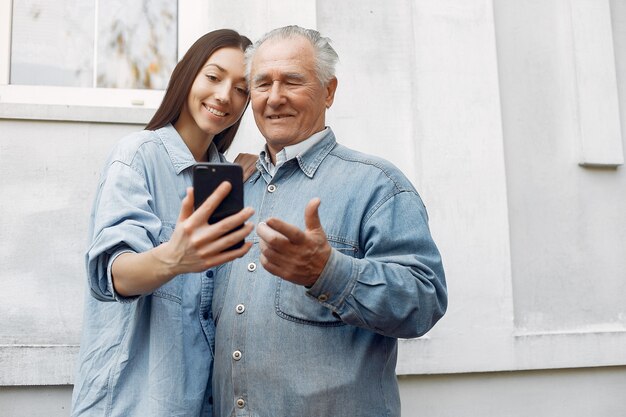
111 183 254 297
161 183 254 276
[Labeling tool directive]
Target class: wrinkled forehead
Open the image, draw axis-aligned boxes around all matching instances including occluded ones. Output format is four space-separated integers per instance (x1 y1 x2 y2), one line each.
251 37 315 76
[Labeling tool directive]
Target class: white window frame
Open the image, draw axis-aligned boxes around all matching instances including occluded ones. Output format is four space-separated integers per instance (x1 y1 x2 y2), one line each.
0 0 207 118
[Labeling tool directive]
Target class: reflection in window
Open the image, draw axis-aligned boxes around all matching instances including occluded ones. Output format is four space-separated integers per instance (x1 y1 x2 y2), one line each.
10 0 177 90
97 0 177 89
11 0 95 87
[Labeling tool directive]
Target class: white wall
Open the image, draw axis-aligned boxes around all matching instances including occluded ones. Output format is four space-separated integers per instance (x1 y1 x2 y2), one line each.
1 0 625 415
2 366 626 417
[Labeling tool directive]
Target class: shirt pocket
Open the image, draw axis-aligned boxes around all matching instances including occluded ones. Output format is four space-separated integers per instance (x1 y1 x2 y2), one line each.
152 223 183 304
274 238 357 327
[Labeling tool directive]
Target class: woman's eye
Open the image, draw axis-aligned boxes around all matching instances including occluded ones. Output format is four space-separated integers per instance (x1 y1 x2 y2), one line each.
206 75 218 81
235 86 249 95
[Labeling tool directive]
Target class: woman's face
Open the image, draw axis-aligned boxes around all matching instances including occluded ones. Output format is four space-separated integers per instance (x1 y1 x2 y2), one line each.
179 47 249 141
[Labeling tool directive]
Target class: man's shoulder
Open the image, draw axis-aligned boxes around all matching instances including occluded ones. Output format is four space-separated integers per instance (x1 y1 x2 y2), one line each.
327 143 416 192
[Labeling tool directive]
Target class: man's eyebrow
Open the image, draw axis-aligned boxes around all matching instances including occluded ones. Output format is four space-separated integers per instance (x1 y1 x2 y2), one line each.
252 72 306 84
284 73 306 82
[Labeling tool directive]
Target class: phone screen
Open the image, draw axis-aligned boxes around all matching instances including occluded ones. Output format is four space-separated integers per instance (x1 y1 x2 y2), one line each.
192 163 244 249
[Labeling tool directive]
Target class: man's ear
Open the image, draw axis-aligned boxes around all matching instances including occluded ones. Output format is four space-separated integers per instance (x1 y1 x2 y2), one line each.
324 77 338 109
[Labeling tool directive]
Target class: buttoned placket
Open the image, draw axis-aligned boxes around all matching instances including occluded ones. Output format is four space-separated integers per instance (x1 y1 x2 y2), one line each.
230 240 264 414
229 170 283 414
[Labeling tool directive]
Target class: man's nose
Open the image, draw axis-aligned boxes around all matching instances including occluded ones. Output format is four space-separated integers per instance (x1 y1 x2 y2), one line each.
267 82 285 107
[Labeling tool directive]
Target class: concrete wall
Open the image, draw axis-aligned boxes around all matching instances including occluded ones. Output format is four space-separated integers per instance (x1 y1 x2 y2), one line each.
2 366 626 417
1 0 625 415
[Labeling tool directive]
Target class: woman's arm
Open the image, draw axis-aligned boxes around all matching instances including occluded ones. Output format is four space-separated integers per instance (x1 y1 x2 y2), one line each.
112 184 254 297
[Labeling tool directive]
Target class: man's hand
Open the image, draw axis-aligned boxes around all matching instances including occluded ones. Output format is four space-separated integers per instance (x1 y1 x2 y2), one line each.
257 198 331 287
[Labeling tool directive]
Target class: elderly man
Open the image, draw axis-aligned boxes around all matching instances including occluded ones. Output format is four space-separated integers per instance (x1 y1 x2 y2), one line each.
211 25 447 417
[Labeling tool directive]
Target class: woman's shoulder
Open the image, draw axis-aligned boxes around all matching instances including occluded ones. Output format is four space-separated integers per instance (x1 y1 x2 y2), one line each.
107 129 164 166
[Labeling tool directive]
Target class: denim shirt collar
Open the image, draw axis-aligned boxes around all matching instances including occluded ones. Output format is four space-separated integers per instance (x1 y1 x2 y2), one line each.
155 123 220 174
252 128 337 183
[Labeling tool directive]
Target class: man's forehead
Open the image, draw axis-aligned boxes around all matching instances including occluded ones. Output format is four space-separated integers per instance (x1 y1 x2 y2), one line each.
254 37 312 63
251 37 315 78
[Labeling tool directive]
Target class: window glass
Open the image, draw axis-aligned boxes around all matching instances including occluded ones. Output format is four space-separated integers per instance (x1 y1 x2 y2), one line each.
10 0 177 90
96 0 177 89
10 0 95 87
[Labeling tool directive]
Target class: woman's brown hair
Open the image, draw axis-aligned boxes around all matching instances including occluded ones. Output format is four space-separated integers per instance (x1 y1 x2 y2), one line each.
145 29 252 153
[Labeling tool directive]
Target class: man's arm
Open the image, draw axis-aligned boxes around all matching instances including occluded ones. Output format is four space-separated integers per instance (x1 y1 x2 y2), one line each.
257 193 447 339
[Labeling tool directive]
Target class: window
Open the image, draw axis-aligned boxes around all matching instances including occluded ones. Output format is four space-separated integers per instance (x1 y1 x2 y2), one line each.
0 0 204 109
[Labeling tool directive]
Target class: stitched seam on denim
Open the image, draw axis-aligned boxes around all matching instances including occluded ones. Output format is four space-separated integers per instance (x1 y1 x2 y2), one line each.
108 158 147 183
362 189 419 226
338 255 360 309
298 139 336 177
327 234 359 250
155 126 198 171
326 148 411 193
152 290 182 304
274 279 346 327
320 253 359 317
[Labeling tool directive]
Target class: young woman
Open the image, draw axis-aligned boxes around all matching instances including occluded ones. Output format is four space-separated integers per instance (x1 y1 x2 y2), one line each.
71 29 254 417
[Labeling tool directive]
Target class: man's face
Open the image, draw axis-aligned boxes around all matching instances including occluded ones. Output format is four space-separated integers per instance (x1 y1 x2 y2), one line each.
249 36 337 154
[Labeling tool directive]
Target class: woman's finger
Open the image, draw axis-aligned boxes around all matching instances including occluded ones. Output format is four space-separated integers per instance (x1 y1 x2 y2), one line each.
190 181 232 225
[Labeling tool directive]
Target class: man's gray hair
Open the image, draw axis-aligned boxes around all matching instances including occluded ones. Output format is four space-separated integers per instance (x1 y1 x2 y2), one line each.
245 25 339 85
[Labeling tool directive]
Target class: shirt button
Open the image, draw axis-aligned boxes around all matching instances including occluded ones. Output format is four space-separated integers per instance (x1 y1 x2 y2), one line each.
247 262 257 272
205 270 214 278
236 398 245 408
235 304 245 314
232 350 242 361
318 293 329 302
267 184 277 193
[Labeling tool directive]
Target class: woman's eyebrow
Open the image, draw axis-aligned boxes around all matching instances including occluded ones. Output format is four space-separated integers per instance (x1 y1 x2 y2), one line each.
203 63 226 72
203 63 247 82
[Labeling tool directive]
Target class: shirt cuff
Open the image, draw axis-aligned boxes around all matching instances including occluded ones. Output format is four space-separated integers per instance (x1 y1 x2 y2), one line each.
306 247 357 309
107 249 140 303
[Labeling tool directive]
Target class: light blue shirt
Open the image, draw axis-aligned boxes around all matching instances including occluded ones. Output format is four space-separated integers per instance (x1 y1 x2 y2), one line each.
262 127 329 176
72 124 222 417
212 128 447 417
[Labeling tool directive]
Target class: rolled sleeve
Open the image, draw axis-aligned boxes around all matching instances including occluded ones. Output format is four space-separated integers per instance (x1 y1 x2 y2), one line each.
86 160 162 302
105 249 139 303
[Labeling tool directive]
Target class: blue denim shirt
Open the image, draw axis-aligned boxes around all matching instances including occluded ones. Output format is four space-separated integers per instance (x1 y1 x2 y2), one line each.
72 124 222 417
212 128 447 417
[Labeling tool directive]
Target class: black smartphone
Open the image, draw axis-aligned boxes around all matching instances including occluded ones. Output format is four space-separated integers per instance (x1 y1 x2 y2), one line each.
192 163 245 250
